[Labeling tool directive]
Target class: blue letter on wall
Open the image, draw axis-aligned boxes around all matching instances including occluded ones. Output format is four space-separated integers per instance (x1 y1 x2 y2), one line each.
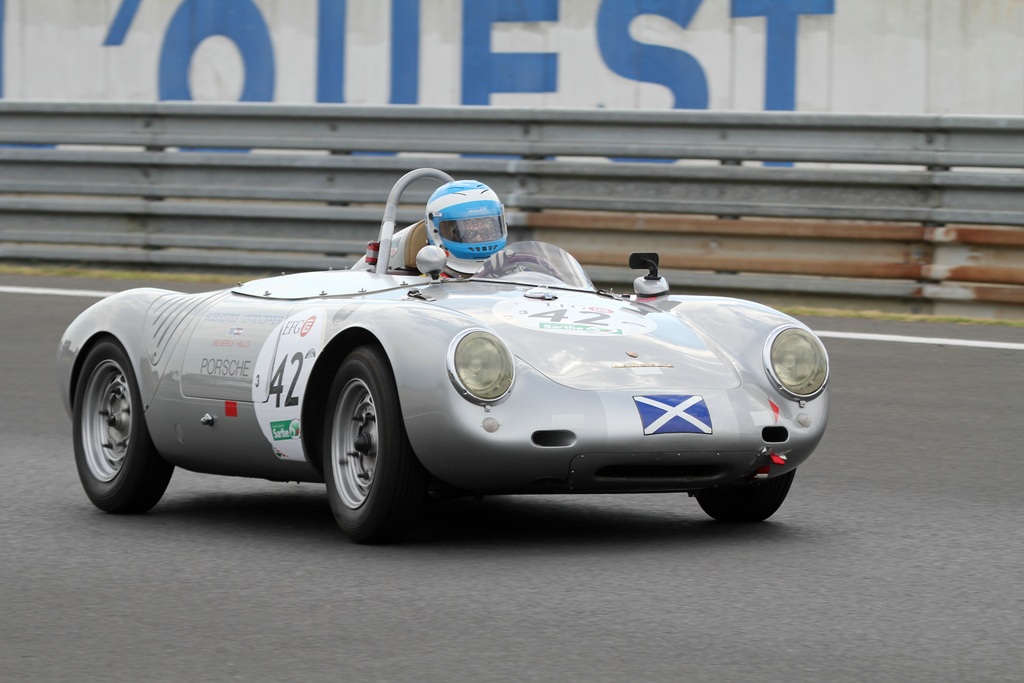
318 0 421 105
731 0 834 111
317 0 345 103
596 0 708 110
391 0 420 104
105 0 142 46
158 0 275 101
462 0 558 105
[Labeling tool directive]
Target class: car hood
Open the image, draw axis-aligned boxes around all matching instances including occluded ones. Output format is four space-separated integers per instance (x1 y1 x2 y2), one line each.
430 286 741 391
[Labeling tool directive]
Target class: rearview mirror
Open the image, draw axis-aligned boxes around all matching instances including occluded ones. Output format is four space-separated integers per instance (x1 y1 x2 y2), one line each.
629 252 659 270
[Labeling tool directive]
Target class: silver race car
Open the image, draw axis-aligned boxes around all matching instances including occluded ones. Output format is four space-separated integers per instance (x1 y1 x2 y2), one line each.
58 168 830 543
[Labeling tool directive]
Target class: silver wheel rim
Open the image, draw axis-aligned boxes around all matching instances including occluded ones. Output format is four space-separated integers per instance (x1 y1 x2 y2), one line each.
330 378 377 509
81 359 133 483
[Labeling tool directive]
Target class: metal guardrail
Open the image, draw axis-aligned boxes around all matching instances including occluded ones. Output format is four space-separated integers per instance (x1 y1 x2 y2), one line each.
0 101 1022 317
6 101 1024 166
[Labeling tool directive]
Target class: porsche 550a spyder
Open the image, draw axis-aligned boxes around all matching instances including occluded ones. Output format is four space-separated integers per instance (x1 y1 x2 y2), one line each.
58 168 830 543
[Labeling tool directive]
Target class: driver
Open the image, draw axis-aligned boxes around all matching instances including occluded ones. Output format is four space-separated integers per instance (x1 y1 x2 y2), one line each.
375 179 507 277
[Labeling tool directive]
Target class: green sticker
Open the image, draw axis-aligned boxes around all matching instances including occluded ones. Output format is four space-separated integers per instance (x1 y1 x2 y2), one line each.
270 418 301 441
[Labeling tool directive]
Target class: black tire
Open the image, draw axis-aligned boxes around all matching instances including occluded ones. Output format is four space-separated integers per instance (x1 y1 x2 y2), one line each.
72 340 174 513
323 346 427 543
695 470 796 522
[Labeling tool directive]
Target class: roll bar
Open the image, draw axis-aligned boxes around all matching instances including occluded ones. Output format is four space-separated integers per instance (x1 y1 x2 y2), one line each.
375 167 454 274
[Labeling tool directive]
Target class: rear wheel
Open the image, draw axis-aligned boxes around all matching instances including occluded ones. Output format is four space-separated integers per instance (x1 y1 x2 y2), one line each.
73 340 174 513
323 347 427 543
696 470 796 522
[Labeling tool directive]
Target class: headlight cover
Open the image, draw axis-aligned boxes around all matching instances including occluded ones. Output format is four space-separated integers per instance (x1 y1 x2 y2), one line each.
447 329 515 404
764 326 829 400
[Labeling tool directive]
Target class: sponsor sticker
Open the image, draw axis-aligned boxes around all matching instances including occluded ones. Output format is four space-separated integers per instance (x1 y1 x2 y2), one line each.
270 418 301 441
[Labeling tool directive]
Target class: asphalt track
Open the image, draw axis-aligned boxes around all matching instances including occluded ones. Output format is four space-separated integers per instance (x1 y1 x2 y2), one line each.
2 272 1023 683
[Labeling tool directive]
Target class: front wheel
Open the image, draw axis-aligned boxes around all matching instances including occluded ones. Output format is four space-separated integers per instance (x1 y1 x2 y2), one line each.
323 347 427 543
695 470 796 522
73 340 174 513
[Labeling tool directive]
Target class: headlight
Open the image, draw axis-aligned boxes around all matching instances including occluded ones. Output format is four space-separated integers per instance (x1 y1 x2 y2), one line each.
447 330 515 404
764 326 829 400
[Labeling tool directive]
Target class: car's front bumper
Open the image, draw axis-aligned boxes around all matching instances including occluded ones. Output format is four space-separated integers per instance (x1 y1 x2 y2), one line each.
403 362 828 494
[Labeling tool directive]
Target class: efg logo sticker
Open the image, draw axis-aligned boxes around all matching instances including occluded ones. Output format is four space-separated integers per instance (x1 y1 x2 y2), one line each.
270 418 301 441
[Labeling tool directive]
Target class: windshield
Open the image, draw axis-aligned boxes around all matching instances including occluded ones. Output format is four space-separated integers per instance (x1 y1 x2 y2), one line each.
470 242 596 290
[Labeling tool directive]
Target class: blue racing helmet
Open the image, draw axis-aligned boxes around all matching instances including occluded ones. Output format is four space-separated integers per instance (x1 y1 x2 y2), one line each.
425 180 507 272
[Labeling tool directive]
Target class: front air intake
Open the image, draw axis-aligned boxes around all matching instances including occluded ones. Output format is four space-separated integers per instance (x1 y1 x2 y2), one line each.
531 430 577 447
761 427 789 443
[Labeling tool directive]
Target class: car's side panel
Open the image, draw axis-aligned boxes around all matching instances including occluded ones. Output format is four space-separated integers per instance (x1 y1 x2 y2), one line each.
146 387 324 481
180 299 290 401
144 295 325 482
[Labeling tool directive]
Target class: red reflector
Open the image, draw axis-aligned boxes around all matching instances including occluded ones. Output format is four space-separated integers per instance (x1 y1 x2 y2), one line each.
770 452 787 465
755 465 770 475
225 401 238 417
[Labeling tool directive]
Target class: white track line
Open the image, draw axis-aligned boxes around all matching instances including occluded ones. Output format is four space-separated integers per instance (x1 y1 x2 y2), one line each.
3 284 1023 350
0 285 117 298
814 330 1024 351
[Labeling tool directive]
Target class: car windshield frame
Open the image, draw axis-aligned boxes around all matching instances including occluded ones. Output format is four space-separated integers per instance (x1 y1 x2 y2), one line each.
469 241 597 291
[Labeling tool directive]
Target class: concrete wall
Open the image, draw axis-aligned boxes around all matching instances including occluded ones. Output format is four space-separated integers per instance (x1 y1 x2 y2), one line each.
1 0 1022 115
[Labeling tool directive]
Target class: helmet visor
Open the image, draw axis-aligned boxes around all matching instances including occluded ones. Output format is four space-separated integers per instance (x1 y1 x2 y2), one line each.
438 215 505 245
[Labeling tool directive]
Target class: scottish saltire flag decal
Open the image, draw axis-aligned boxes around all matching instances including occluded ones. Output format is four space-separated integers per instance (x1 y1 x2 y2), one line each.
633 395 713 435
